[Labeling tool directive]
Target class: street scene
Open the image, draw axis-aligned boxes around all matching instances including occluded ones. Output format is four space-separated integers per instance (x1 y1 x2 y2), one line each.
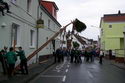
29 58 125 83
0 0 125 83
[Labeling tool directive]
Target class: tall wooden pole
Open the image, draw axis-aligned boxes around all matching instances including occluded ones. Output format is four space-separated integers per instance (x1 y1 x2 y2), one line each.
15 22 73 69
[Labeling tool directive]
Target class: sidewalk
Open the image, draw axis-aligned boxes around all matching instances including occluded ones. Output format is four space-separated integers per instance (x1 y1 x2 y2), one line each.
96 58 125 70
0 58 55 83
111 60 125 70
104 58 125 70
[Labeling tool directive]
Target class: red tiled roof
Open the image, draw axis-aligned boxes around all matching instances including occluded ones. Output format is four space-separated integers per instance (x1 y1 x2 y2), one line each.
42 0 59 10
103 13 125 22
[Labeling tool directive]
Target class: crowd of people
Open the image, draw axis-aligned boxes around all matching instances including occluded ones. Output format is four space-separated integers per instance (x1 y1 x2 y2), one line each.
54 47 103 64
0 46 104 78
0 46 28 78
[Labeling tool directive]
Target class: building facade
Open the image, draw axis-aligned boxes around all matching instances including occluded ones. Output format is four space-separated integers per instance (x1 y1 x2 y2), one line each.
0 0 61 67
100 11 125 62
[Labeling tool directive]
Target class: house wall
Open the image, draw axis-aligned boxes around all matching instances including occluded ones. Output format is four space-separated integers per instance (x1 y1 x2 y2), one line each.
104 22 125 37
100 20 125 58
105 38 120 50
37 8 60 55
0 0 61 65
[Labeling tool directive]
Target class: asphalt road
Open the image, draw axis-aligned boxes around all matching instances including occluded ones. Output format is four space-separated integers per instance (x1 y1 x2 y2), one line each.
29 58 125 83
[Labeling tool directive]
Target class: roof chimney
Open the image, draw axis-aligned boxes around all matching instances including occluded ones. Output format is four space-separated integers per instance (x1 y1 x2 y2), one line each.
118 10 121 14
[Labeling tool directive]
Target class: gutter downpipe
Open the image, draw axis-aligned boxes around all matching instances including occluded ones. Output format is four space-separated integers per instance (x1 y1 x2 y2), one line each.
36 0 40 63
123 27 125 63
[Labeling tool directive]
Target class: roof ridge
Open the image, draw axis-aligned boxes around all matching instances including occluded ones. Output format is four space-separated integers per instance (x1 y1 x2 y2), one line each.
104 13 125 17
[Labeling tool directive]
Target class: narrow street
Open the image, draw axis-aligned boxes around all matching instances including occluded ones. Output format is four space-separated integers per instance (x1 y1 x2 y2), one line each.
29 58 125 83
0 0 125 83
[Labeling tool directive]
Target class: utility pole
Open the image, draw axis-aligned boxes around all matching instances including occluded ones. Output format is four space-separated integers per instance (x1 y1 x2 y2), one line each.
123 27 125 63
36 0 40 63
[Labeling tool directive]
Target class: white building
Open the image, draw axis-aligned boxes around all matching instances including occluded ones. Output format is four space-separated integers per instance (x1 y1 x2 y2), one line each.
0 0 61 66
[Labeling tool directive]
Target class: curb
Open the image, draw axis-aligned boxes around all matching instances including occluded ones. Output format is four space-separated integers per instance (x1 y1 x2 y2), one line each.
25 62 55 83
112 63 125 70
0 59 55 83
104 59 125 70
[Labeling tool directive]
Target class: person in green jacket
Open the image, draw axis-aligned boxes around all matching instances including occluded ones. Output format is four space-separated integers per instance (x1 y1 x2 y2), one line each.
16 47 28 74
5 47 17 77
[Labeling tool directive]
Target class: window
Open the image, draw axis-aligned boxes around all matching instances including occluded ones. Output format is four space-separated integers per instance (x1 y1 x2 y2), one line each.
52 40 55 51
53 24 55 30
109 25 112 28
46 37 49 49
12 23 20 46
40 12 42 19
30 30 35 47
48 19 50 29
27 0 31 12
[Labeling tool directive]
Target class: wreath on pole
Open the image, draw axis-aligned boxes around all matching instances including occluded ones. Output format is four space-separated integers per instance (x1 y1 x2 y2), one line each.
73 19 86 32
72 41 80 48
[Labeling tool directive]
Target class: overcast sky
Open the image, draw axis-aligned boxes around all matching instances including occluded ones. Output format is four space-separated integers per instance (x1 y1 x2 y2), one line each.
46 0 125 40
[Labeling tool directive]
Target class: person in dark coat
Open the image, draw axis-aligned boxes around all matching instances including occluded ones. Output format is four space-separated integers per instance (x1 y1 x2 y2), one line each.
74 49 81 63
0 50 7 74
70 49 75 63
74 49 78 63
53 51 56 63
90 49 95 62
84 49 87 62
16 47 28 74
85 49 90 62
109 50 112 59
0 46 9 75
3 46 8 54
56 48 61 63
61 48 65 62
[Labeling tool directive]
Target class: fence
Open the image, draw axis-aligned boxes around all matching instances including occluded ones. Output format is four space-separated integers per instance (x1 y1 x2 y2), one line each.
115 49 125 62
115 49 124 57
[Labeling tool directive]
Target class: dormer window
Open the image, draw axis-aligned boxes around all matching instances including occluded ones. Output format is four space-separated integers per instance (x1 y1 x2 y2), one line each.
41 1 58 19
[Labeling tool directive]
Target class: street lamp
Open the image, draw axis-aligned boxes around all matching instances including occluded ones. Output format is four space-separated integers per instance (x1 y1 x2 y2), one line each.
123 27 125 63
1 22 7 28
